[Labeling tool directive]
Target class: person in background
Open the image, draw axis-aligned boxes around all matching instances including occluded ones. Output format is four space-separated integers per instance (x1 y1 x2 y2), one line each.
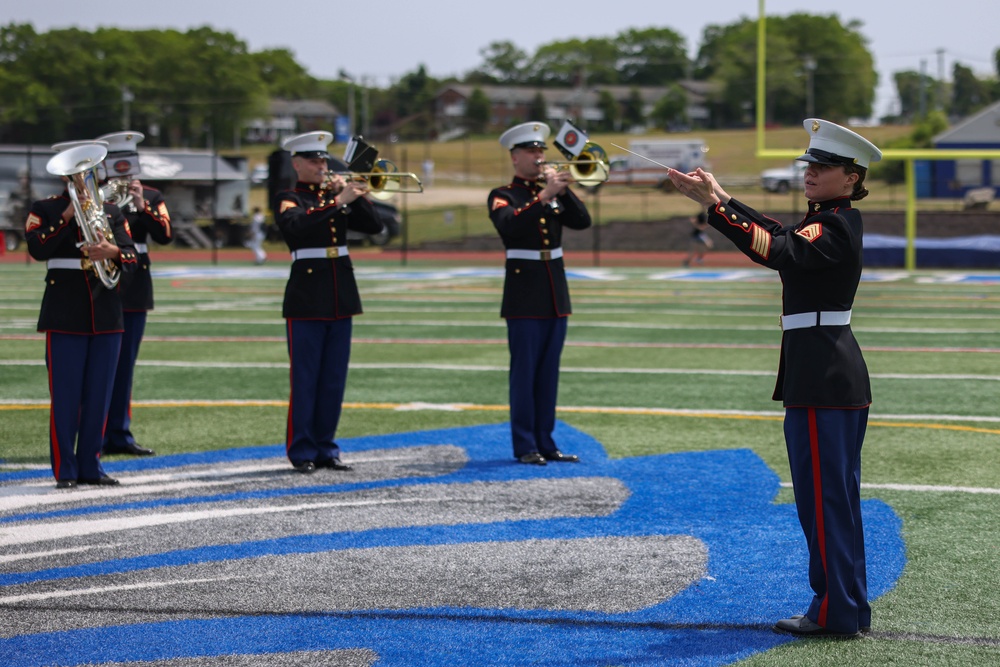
668 118 882 639
28 140 138 488
248 206 267 265
682 210 714 266
275 131 383 474
487 121 592 465
97 131 172 457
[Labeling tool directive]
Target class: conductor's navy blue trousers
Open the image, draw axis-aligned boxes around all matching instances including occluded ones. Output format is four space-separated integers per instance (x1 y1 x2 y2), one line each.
784 406 871 635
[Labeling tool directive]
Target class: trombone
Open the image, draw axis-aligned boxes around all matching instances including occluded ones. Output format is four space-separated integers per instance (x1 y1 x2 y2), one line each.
326 158 423 201
536 141 610 186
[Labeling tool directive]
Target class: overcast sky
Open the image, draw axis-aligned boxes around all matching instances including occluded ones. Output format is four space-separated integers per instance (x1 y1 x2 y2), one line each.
7 0 999 119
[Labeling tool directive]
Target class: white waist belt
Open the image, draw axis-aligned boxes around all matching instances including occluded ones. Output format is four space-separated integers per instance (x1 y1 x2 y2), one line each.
292 246 349 260
506 248 563 261
133 243 149 253
47 258 84 270
780 309 852 331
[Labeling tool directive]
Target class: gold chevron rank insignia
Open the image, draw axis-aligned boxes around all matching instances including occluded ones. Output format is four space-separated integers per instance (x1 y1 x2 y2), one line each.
795 222 823 242
279 200 298 214
491 197 509 211
25 212 41 232
750 223 771 259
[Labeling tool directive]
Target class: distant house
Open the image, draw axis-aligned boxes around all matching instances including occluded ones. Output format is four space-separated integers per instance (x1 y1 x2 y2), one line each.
435 82 716 134
244 99 340 145
917 100 1000 198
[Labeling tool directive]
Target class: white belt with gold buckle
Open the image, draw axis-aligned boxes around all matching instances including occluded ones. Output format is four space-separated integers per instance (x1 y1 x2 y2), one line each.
46 258 85 270
506 248 563 261
291 246 349 260
780 309 852 331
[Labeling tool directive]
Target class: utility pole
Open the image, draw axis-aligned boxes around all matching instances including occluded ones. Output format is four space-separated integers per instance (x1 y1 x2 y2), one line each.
339 70 356 137
936 48 946 112
121 85 134 129
804 55 817 118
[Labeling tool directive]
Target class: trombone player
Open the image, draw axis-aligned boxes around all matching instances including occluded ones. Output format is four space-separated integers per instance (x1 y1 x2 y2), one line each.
97 130 173 458
27 140 138 488
275 131 383 474
488 121 592 465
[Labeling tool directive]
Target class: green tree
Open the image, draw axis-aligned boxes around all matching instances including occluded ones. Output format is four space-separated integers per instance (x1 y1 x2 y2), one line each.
464 87 491 134
650 84 689 130
616 27 689 85
696 14 875 126
950 63 989 118
594 89 620 132
622 88 645 129
525 38 619 86
528 91 547 121
387 64 439 139
251 48 318 99
893 70 939 120
468 41 528 84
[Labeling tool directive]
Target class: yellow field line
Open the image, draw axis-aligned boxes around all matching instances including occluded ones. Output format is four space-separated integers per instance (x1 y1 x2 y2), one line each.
4 400 1000 436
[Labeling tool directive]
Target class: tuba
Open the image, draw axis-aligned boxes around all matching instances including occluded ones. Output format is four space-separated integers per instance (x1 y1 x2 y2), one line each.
100 177 135 212
46 144 121 289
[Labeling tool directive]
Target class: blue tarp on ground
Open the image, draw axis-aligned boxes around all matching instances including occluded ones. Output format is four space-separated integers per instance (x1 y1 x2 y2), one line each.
864 234 1000 268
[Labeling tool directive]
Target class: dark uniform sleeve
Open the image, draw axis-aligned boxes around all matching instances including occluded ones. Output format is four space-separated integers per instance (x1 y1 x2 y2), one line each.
134 187 173 245
25 197 77 260
706 198 860 271
108 203 138 273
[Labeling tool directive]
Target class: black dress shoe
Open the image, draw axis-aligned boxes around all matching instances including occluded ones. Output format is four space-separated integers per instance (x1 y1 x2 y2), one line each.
518 452 547 465
773 615 860 638
103 442 155 456
55 480 77 489
542 450 580 463
78 476 121 486
317 458 353 471
293 461 317 474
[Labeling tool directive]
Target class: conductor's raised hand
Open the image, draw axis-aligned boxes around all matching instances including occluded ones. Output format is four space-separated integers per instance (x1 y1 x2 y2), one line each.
668 167 728 208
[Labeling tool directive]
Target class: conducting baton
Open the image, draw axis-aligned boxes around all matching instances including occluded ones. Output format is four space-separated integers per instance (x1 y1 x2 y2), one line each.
609 143 677 171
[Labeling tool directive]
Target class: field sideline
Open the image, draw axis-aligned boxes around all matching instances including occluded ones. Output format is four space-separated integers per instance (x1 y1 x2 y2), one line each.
1 259 999 666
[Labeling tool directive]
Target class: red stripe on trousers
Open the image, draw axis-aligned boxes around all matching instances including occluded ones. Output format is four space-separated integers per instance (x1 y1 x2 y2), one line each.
808 407 830 626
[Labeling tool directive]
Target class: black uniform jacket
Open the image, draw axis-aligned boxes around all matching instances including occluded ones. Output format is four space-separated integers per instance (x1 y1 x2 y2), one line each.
26 193 138 334
488 177 592 318
276 182 382 319
120 185 173 311
706 196 871 408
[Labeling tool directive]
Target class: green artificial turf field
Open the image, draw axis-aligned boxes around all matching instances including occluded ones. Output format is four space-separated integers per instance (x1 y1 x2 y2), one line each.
1 259 998 665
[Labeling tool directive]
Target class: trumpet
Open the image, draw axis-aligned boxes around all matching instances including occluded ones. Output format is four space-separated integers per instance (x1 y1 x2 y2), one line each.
46 144 121 289
326 159 423 202
536 141 610 186
100 177 135 212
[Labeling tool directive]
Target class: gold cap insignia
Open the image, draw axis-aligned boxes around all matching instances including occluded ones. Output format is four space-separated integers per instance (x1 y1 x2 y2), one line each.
811 120 821 132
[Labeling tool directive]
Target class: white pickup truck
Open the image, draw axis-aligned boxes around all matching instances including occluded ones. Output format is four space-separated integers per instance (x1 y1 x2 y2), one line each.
760 162 806 193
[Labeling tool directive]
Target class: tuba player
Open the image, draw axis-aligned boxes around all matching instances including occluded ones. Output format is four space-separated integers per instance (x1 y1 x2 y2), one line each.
27 140 138 488
97 130 173 457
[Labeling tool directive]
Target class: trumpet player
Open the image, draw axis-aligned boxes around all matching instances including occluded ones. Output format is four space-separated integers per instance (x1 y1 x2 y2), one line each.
275 131 383 474
97 131 173 458
27 141 138 489
488 121 591 465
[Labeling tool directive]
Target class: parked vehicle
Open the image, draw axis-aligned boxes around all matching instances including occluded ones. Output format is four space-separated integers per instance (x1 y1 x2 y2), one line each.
606 139 709 191
0 144 250 250
761 162 806 193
